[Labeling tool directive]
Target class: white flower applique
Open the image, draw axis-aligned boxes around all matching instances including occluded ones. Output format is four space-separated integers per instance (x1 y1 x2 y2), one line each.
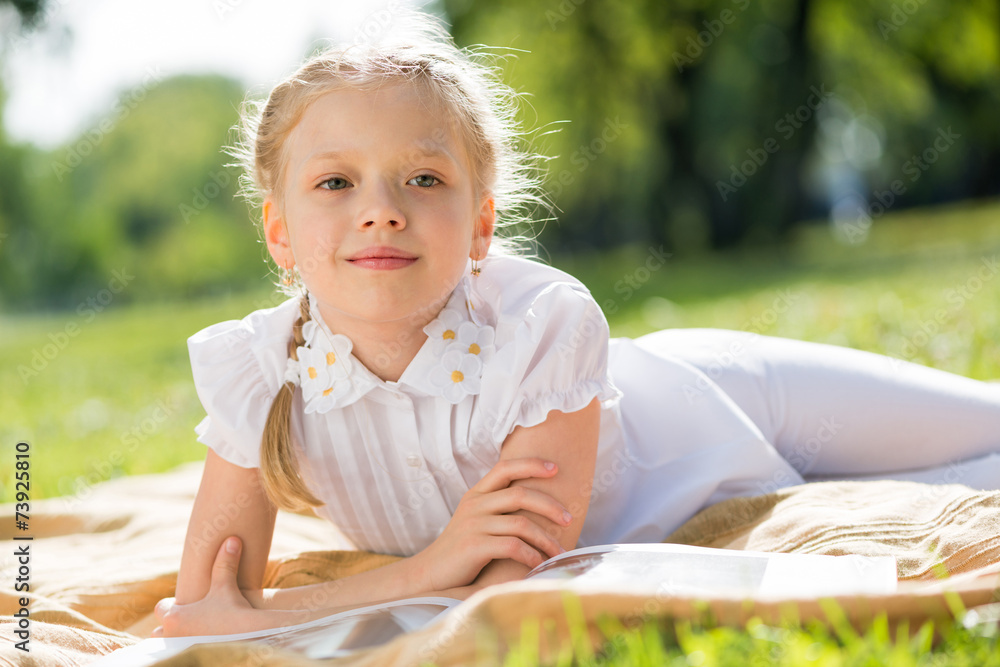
429 349 484 403
296 320 354 414
447 321 495 365
424 309 466 355
426 314 496 404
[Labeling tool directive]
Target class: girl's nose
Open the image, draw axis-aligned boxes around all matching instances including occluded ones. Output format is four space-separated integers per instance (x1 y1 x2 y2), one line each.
357 180 406 230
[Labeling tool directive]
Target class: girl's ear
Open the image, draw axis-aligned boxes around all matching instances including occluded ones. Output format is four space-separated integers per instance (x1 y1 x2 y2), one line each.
263 197 294 268
472 196 495 260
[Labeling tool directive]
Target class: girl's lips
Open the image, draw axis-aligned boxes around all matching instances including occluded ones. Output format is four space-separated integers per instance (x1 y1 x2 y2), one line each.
348 257 417 270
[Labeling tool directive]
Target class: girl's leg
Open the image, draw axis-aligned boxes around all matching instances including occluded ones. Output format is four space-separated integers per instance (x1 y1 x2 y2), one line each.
636 329 1000 486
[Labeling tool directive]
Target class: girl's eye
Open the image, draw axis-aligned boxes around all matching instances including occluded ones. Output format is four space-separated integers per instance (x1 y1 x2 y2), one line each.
319 177 349 191
408 175 440 188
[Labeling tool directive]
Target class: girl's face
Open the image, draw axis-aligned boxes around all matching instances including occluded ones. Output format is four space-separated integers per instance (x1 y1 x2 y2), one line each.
263 81 494 333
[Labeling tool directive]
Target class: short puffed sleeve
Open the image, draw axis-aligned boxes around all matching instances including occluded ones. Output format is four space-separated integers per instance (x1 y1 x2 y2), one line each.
478 281 623 446
187 298 299 469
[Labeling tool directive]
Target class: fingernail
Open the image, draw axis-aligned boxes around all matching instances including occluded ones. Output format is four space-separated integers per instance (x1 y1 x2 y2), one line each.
562 511 572 523
544 462 556 471
226 537 240 554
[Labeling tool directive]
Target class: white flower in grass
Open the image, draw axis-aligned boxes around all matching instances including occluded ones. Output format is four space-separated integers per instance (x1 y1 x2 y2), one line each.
448 321 495 364
429 349 483 403
424 309 465 354
296 332 353 414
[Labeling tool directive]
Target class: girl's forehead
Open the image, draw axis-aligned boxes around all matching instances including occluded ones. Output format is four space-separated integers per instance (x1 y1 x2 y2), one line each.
291 83 466 159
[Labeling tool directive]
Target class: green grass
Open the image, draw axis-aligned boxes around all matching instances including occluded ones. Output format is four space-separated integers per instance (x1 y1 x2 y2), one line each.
2 197 1000 663
0 288 288 501
2 197 999 500
490 609 1000 667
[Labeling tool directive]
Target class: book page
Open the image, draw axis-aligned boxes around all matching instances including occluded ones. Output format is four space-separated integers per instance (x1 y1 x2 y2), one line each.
527 543 898 599
97 544 897 665
94 597 460 667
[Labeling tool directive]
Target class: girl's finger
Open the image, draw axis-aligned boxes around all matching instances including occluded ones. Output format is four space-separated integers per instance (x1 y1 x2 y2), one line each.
209 537 243 595
480 535 551 571
487 514 567 560
154 598 174 620
478 486 572 527
471 458 558 494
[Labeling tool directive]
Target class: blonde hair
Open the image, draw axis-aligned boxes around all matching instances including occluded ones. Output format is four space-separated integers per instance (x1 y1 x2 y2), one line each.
228 11 550 511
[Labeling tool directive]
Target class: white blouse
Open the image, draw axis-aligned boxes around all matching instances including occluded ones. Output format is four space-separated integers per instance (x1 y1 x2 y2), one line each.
189 253 803 556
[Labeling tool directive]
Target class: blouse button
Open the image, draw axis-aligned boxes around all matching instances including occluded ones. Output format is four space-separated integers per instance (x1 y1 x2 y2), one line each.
405 455 422 467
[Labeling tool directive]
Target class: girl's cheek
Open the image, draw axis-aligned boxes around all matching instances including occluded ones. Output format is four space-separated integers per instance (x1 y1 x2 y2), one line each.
290 225 339 270
307 237 339 270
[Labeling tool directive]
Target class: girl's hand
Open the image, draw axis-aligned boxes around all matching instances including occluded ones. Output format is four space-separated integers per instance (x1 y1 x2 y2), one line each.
410 457 572 592
152 537 268 638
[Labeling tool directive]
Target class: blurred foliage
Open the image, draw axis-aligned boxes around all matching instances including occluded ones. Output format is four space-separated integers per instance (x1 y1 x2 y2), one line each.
0 73 269 310
1 0 999 307
440 0 1000 253
0 0 43 28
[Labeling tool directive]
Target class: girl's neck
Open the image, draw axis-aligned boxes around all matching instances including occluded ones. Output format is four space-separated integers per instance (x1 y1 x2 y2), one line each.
317 309 433 384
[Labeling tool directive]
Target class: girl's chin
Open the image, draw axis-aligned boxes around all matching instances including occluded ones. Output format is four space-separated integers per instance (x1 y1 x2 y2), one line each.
311 293 447 325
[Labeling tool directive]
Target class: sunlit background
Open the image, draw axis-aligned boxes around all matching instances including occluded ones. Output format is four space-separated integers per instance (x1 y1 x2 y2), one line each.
2 0 998 310
1 0 999 499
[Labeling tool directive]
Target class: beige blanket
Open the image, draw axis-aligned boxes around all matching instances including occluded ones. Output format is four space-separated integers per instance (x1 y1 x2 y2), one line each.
2 463 999 666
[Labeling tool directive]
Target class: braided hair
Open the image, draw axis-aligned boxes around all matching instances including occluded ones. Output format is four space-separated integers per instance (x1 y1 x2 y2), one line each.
259 294 323 512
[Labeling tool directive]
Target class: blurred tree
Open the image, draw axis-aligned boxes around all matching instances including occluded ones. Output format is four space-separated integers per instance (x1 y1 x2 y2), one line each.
0 80 43 307
439 0 1000 252
0 0 44 27
2 1 998 307
1 74 267 310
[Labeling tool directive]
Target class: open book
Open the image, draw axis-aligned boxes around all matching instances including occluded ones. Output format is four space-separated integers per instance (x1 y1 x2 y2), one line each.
95 543 897 665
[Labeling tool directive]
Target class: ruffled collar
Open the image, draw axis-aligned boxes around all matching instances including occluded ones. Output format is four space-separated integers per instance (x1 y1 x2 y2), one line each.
284 273 495 413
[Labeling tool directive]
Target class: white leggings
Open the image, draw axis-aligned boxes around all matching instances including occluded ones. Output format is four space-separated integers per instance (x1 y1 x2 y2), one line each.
642 329 1000 490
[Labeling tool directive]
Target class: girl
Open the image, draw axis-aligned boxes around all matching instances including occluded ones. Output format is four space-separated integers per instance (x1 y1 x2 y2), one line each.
153 15 1000 638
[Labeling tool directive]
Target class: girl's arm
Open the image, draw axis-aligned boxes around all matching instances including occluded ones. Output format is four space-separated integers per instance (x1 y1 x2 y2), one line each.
154 449 575 637
470 396 602 588
164 449 436 635
154 398 596 636
155 536 485 637
254 452 577 611
174 449 278 604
